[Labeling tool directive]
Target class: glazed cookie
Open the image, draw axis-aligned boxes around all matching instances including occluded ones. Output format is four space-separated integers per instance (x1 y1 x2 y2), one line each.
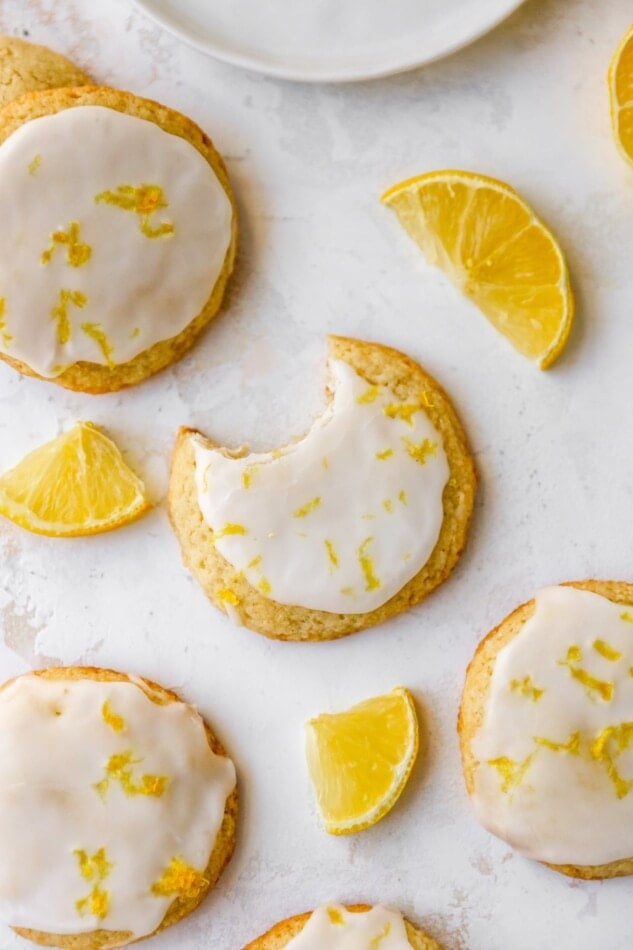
459 581 633 879
169 336 476 641
0 36 91 108
0 86 237 392
0 667 237 947
244 904 443 949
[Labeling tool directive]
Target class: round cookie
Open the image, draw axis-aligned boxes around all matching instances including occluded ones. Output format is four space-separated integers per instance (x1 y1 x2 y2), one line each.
0 36 91 109
244 904 443 949
459 580 633 880
0 666 238 947
0 85 237 393
169 335 476 642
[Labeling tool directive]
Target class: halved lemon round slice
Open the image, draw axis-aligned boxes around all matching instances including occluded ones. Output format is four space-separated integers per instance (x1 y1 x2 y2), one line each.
608 23 633 169
382 170 574 369
0 421 149 537
305 687 419 835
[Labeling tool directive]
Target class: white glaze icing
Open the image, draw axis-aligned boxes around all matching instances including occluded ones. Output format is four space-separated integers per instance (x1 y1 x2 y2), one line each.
0 673 235 937
285 905 410 948
0 105 232 377
471 585 633 866
192 358 450 614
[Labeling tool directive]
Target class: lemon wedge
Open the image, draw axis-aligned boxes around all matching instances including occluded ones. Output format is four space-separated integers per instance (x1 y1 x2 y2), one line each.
382 170 574 369
305 687 419 835
0 421 149 537
609 23 633 169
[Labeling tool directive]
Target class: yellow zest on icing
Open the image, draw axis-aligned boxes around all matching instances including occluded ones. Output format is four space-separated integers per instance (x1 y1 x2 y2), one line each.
28 154 42 175
242 465 260 489
76 885 109 920
327 907 345 925
248 555 263 569
621 611 633 623
487 753 535 794
403 552 412 561
384 402 420 425
376 449 394 460
150 857 208 899
218 588 240 605
51 289 87 345
130 327 140 338
325 539 339 569
95 183 175 239
214 522 247 540
0 298 11 347
559 646 614 702
510 675 544 702
322 456 329 469
81 323 114 366
341 586 355 597
258 577 272 594
402 437 437 465
590 723 633 799
370 923 392 947
356 385 379 404
293 497 322 518
41 221 92 268
398 490 407 505
74 848 111 921
75 848 112 883
534 731 581 755
593 639 623 662
383 499 393 513
358 537 381 592
102 701 125 734
95 751 168 799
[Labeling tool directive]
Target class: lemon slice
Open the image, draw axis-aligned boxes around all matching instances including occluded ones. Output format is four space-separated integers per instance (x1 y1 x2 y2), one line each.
305 687 419 835
382 170 574 369
609 23 633 169
0 421 149 536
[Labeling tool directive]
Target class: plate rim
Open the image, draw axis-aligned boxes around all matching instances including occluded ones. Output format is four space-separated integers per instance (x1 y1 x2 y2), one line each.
130 0 528 83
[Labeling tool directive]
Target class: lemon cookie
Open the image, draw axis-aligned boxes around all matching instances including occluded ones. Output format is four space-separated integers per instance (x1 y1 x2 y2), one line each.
0 666 237 947
459 580 633 879
0 36 91 108
0 86 237 393
169 336 475 641
244 904 443 949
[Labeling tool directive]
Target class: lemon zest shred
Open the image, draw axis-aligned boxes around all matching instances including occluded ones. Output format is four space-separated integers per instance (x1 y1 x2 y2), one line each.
384 403 420 425
594 639 622 662
51 289 87 345
398 490 408 505
357 385 380 404
28 154 41 175
42 221 92 268
358 537 381 592
327 907 345 925
383 499 393 513
510 675 544 702
95 750 168 799
293 497 321 518
621 611 633 623
242 465 259 489
151 857 208 899
258 577 272 594
76 884 109 920
402 437 437 465
558 646 614 702
376 449 394 460
95 183 174 239
534 731 581 755
325 539 339 569
102 701 125 733
0 297 11 347
370 923 392 947
74 848 111 920
214 523 247 540
590 723 633 799
81 323 114 367
487 753 535 794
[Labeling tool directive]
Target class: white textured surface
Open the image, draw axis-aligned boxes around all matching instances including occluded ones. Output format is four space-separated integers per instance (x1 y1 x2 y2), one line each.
0 1 631 948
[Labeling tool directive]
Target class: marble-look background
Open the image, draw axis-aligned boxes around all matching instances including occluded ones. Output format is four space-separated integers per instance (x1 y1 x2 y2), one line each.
0 0 631 947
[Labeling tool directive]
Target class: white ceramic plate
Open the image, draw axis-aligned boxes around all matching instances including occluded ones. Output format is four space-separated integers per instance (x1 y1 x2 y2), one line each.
131 0 527 82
